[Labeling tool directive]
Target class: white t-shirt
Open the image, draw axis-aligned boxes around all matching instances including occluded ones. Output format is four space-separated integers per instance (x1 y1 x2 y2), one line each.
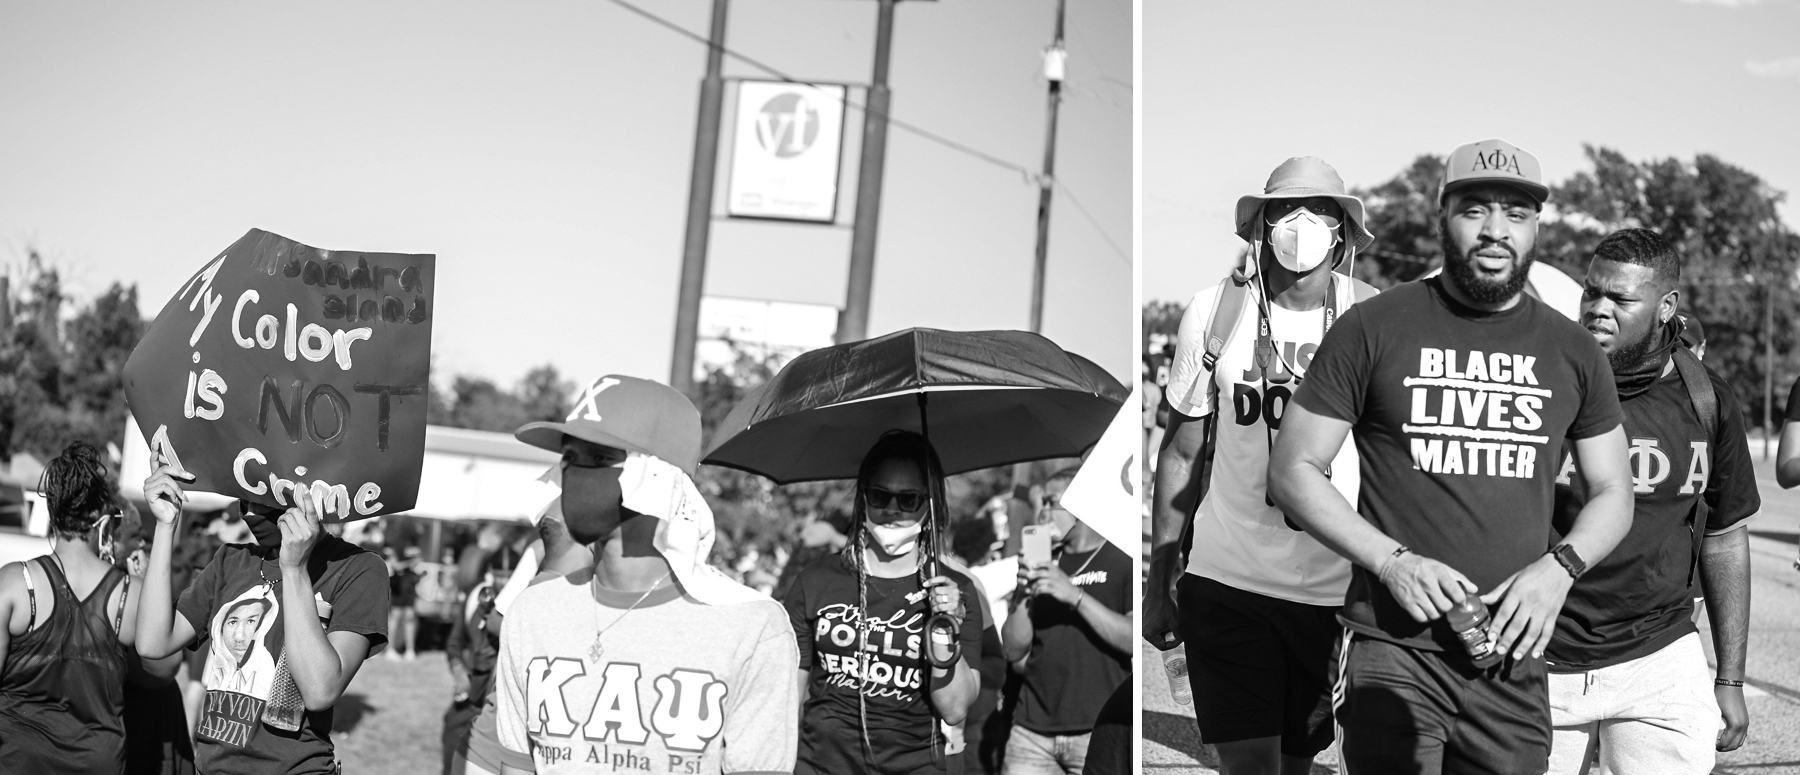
1163 277 1361 606
496 571 799 774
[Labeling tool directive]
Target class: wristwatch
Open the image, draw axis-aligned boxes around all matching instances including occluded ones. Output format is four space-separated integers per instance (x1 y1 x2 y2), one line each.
1549 544 1587 579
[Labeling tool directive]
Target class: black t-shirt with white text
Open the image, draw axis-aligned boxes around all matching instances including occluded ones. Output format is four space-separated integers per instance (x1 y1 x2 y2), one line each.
1014 540 1132 736
176 536 390 775
783 552 983 775
1295 278 1622 651
1547 359 1759 670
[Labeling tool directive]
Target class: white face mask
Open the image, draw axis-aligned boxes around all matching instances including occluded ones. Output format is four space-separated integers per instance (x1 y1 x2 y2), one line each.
1268 208 1341 272
866 521 922 557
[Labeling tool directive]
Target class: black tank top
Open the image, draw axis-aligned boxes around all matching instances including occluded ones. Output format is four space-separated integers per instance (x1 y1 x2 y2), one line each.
0 556 130 774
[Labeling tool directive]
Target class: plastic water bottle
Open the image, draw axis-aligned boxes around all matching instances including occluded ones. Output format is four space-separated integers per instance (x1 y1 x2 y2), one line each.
1446 597 1501 669
1163 645 1192 705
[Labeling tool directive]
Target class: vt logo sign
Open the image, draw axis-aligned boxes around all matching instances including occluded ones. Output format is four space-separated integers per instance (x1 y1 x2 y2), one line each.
754 93 821 158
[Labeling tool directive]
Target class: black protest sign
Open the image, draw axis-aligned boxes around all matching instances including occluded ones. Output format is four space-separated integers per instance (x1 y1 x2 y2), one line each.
125 229 434 520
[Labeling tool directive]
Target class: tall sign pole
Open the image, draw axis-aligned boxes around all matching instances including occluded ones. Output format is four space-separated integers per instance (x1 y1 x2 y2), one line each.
1029 0 1067 335
670 0 731 396
837 0 898 345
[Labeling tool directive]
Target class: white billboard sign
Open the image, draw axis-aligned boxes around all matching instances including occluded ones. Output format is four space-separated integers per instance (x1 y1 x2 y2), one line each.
726 80 846 223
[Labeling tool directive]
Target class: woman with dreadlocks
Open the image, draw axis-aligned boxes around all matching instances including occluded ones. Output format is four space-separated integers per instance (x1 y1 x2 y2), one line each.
0 440 179 773
783 430 984 775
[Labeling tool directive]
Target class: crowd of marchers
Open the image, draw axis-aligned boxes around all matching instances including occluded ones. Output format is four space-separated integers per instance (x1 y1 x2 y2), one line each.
1 372 1133 774
1144 138 1781 775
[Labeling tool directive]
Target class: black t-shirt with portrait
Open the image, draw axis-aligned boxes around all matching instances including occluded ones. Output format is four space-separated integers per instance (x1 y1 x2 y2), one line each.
1547 358 1759 671
1294 277 1622 652
783 551 983 775
1014 540 1132 736
175 535 390 775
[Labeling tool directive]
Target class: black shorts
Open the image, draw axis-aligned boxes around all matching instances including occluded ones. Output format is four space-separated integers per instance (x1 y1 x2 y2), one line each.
1176 574 1339 757
1336 633 1549 775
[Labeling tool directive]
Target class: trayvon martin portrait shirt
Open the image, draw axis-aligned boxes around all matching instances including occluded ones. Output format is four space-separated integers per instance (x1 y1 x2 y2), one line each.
1293 276 1622 652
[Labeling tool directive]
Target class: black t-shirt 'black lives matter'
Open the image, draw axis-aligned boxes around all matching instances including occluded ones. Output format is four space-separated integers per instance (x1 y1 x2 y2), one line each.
1547 359 1759 670
1295 278 1622 652
1015 541 1132 736
783 552 983 775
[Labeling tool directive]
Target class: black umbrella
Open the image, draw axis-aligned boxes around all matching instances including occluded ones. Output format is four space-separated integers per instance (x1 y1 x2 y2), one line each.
703 328 1127 483
702 328 1126 665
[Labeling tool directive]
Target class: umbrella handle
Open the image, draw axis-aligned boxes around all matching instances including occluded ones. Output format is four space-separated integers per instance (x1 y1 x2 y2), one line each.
926 612 961 669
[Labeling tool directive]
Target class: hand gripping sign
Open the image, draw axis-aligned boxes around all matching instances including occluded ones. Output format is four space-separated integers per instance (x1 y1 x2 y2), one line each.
124 229 434 521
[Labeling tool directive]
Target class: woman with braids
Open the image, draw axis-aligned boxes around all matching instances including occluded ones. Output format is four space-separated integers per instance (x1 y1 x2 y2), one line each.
783 430 984 775
0 440 179 774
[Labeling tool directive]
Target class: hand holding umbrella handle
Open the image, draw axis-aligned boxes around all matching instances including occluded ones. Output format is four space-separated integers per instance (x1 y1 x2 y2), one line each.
926 612 961 669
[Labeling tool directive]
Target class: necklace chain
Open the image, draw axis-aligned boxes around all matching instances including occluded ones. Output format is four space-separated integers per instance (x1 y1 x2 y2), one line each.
588 571 671 663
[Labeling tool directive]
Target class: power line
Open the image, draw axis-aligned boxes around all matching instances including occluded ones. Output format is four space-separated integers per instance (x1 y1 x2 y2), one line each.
603 0 1034 178
1056 180 1129 263
603 0 1131 266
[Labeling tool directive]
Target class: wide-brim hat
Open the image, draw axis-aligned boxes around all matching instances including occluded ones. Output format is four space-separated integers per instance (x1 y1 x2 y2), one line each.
1234 157 1375 252
515 375 703 476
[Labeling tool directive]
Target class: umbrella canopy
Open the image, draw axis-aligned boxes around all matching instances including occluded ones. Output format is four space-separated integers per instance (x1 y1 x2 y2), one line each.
702 328 1127 484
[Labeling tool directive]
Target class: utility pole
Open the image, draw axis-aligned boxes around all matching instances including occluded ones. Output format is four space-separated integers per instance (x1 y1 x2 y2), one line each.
1016 0 1067 495
1029 0 1067 335
669 0 730 397
837 0 898 345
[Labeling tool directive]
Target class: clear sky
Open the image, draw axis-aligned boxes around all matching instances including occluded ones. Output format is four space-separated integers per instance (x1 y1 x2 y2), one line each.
1144 0 1800 303
0 0 1132 388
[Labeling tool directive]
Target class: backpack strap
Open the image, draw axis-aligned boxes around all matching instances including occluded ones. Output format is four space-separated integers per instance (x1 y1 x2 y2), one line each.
1670 344 1717 588
1672 345 1717 443
1201 269 1254 372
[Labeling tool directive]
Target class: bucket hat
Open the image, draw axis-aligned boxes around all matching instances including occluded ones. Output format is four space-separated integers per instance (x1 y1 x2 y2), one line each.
1234 157 1375 251
515 375 703 475
1439 138 1550 205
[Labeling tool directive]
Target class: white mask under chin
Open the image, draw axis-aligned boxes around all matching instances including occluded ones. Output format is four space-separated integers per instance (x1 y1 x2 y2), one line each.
1269 209 1340 272
867 522 922 556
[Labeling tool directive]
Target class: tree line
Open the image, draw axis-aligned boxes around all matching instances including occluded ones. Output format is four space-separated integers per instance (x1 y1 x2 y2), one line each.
1146 145 1800 433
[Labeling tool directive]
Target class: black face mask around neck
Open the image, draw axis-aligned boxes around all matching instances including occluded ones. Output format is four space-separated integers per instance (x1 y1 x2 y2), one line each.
1612 318 1680 400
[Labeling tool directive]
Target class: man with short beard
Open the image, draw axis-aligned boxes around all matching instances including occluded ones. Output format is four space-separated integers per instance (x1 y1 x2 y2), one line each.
493 375 798 775
1541 228 1754 773
1269 139 1636 774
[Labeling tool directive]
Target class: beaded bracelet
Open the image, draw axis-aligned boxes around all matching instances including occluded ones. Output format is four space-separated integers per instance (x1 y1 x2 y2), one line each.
1715 678 1745 687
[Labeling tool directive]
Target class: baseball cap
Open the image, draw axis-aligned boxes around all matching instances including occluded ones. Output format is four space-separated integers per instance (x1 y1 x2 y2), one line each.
514 375 703 475
1440 138 1550 205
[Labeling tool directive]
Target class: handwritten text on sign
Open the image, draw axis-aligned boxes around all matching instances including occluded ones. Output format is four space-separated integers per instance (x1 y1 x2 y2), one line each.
125 229 435 520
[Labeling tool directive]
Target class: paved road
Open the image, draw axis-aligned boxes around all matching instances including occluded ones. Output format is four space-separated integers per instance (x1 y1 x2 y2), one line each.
1142 453 1800 774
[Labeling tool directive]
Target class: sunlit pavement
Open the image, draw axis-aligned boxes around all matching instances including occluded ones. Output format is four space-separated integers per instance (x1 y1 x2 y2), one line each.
1141 453 1800 775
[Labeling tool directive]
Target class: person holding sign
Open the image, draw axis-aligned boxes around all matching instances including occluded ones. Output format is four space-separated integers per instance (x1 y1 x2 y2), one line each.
0 441 180 774
138 462 390 774
493 375 800 774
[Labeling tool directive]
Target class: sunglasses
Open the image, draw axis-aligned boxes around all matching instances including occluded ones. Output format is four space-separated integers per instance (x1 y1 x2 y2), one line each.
1264 199 1343 229
864 487 927 513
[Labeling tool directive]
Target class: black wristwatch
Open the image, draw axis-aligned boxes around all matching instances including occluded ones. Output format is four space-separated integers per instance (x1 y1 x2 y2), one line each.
1549 544 1586 580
